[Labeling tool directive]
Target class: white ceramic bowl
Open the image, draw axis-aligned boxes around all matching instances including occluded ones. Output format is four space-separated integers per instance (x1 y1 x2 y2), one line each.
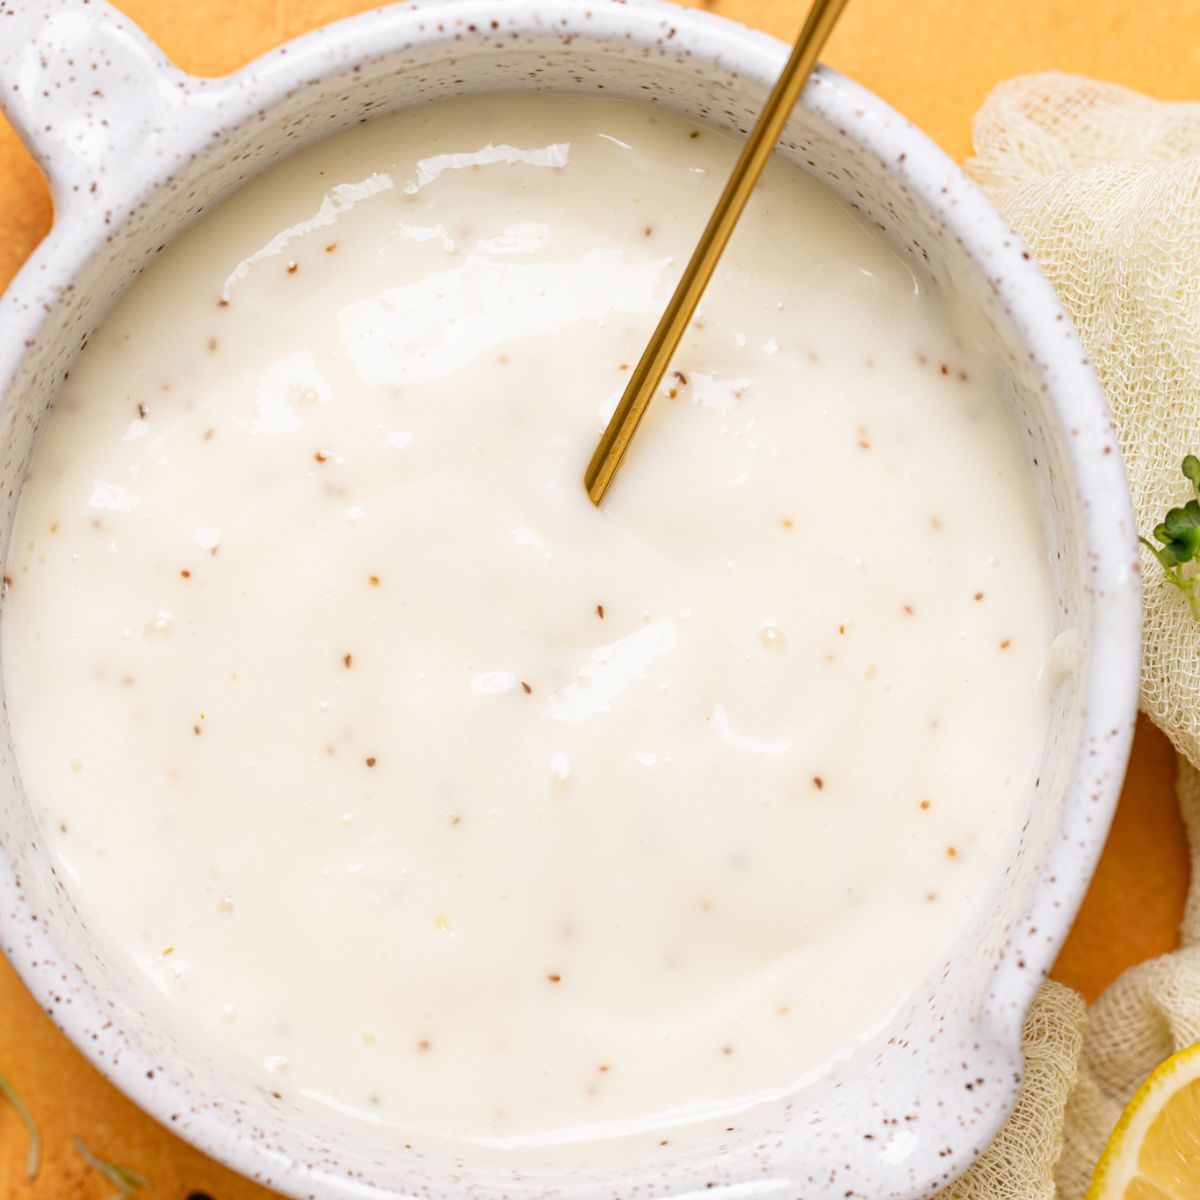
0 2 1141 1197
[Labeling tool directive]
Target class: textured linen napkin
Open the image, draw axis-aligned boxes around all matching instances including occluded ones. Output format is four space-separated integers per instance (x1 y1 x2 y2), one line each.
927 73 1200 1198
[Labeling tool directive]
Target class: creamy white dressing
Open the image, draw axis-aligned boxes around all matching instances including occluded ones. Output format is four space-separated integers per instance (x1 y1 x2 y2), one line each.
3 94 1056 1145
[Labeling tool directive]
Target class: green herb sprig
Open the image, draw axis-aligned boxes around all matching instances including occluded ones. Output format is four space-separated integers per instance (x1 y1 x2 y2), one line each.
72 1136 152 1199
0 1068 156 1194
1140 455 1200 619
0 1071 41 1179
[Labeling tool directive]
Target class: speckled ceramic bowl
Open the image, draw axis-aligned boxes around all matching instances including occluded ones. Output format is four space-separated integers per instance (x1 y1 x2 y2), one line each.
0 1 1140 1197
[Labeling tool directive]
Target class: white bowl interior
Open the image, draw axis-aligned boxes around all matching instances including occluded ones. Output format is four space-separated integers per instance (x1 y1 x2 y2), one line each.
0 4 1134 1198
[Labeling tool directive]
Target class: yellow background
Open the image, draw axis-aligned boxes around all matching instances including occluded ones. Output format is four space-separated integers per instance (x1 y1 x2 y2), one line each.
0 0 1196 1194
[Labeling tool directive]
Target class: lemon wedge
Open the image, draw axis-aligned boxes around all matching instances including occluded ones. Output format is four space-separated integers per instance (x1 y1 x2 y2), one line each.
1087 1041 1200 1199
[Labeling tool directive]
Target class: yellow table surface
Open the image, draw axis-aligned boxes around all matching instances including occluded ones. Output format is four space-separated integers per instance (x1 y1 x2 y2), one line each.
0 1 1196 1194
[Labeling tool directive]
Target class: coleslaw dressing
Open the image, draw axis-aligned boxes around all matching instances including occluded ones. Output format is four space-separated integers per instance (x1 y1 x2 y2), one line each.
3 94 1056 1144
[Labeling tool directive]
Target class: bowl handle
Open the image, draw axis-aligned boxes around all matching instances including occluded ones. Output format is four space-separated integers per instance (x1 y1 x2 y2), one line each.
0 0 194 223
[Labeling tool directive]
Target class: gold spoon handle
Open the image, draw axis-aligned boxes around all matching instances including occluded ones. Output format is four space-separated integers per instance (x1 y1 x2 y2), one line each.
584 0 853 505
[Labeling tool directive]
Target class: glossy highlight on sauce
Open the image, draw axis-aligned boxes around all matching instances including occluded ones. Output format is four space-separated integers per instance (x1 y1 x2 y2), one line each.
3 94 1057 1145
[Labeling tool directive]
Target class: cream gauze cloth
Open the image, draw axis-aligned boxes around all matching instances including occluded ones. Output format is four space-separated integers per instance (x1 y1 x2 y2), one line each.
932 74 1200 1198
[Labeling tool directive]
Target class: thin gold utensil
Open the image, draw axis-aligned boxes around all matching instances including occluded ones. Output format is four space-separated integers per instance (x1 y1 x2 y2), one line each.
584 0 853 505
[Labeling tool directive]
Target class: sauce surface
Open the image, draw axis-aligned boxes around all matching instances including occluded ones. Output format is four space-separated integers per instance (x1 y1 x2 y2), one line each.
3 94 1055 1144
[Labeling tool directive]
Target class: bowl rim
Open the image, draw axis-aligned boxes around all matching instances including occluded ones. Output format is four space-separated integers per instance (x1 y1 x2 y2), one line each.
0 0 1141 1196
